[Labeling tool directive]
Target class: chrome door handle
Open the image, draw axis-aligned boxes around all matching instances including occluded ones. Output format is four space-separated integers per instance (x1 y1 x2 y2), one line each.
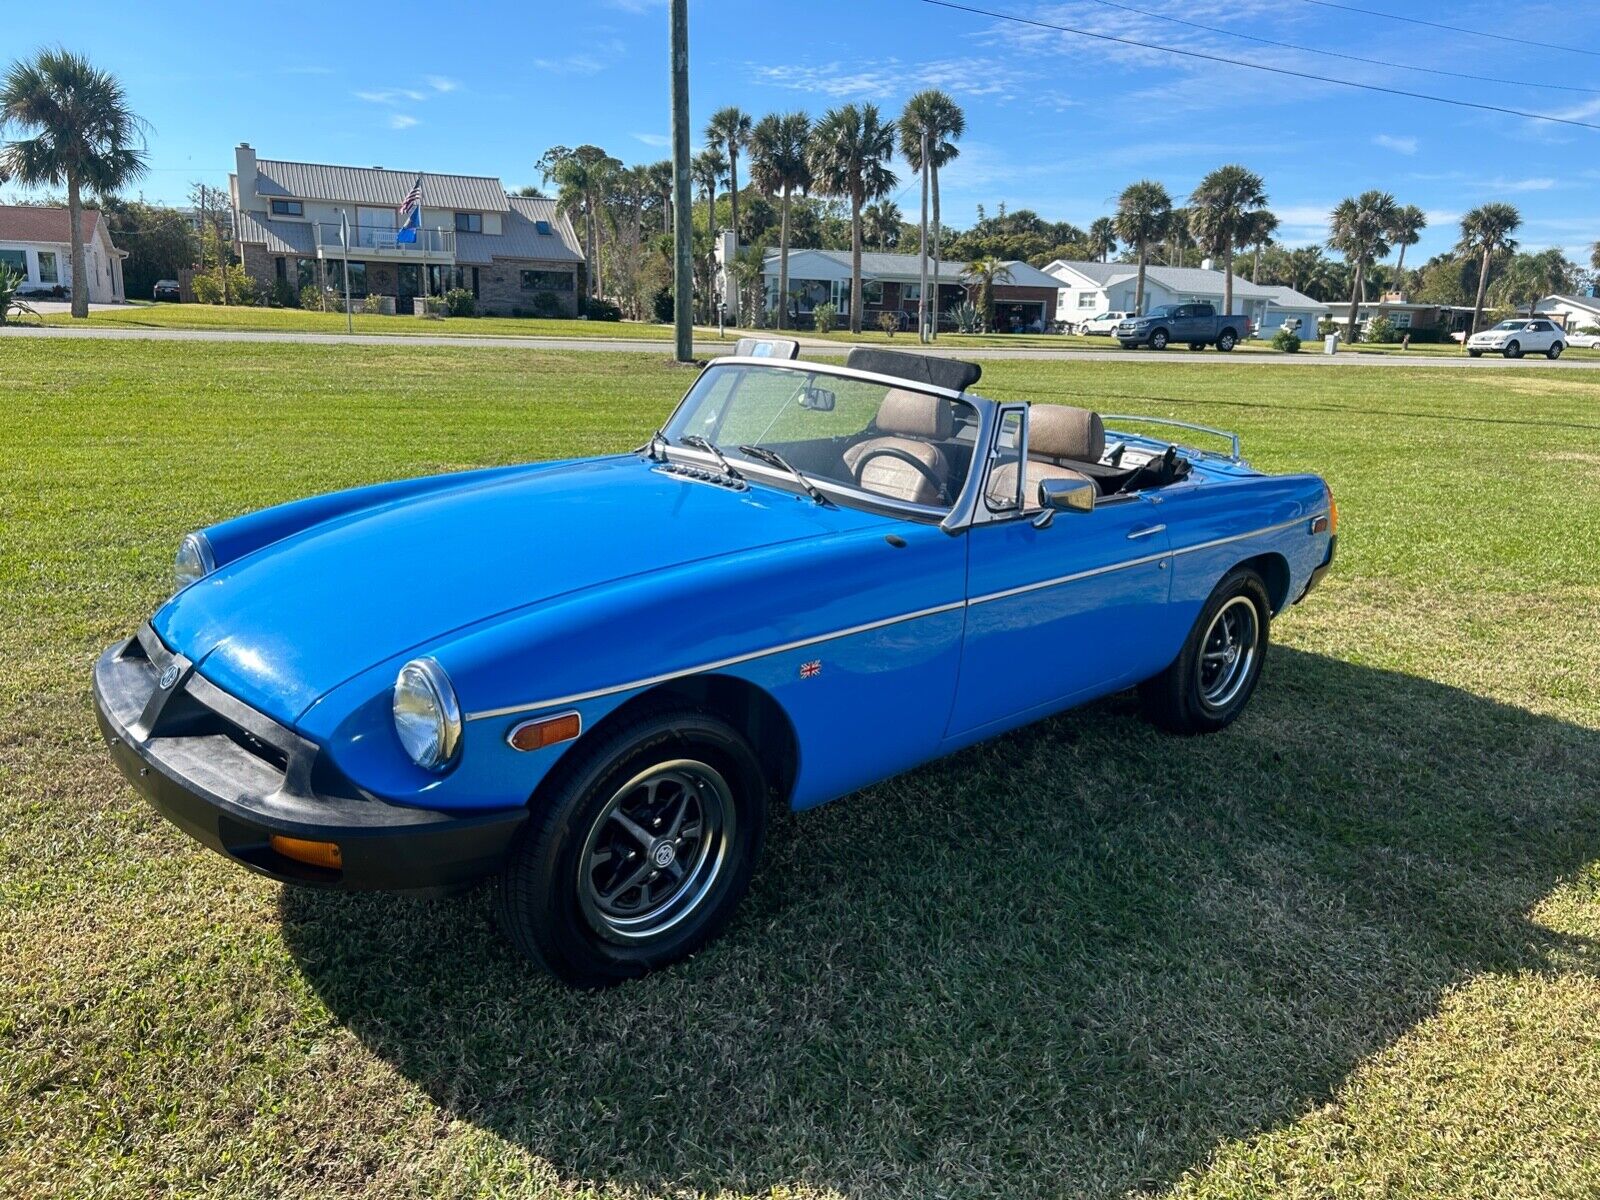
1127 524 1166 539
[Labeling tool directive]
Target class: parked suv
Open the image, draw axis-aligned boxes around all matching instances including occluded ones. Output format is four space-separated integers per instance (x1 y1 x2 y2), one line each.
1075 311 1130 335
1467 318 1565 359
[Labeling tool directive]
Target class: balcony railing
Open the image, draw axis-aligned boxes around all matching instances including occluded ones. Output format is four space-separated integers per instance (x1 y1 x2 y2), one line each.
313 223 454 256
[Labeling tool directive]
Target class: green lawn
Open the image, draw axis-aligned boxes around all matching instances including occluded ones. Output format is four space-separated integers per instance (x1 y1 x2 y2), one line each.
4 342 1600 1199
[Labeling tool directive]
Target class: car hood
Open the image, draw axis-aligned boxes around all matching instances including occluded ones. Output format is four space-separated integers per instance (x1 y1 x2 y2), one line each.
156 457 889 724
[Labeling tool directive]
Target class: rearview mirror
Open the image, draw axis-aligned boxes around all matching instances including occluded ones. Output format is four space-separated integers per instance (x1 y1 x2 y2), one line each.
800 386 836 412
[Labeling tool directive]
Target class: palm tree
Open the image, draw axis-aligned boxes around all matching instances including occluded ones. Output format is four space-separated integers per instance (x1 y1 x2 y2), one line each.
694 147 728 320
1088 217 1117 263
706 106 751 323
1388 204 1427 292
1327 190 1399 340
1245 209 1279 283
1113 180 1171 316
1592 241 1600 273
965 255 1013 331
1457 202 1522 339
1493 248 1571 316
1 48 147 318
898 90 964 337
864 199 902 249
549 146 620 301
1285 245 1338 300
1188 165 1269 316
808 103 897 335
646 159 674 233
750 112 811 330
1165 206 1193 267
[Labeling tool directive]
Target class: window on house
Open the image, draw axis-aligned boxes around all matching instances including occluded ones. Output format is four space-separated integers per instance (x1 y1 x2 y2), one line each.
296 258 316 289
1078 293 1098 308
535 220 553 235
0 249 25 277
347 261 367 295
37 251 58 282
454 212 482 233
861 280 884 306
274 257 287 281
521 269 573 292
902 283 922 302
270 199 304 217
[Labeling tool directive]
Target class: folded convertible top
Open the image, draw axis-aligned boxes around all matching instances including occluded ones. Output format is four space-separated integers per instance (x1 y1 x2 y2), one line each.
845 348 982 393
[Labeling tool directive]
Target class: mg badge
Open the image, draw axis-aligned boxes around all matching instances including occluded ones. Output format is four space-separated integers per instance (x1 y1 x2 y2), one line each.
158 663 181 690
651 841 677 868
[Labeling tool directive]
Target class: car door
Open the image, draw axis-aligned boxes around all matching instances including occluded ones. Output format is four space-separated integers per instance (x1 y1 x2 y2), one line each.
1172 304 1202 342
945 407 1176 740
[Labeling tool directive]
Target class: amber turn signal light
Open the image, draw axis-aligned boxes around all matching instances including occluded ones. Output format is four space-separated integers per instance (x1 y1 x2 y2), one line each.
269 835 343 870
507 711 582 751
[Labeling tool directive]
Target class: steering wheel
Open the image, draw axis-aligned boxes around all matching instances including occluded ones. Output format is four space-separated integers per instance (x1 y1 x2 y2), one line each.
853 446 949 505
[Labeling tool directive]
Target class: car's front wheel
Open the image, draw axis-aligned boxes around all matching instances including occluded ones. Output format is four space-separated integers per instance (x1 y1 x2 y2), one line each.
1468 349 1483 358
1140 568 1271 734
1504 340 1522 359
1549 342 1564 360
1150 329 1169 350
497 707 768 986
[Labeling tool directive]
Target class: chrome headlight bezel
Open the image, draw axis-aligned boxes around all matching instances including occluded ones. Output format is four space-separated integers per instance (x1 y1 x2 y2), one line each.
392 657 463 772
173 531 216 593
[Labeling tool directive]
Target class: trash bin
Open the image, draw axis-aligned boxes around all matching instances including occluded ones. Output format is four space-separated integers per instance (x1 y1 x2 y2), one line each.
1324 332 1340 355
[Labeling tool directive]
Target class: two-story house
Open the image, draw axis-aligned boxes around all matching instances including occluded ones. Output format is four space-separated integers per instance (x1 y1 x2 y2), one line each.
229 144 585 316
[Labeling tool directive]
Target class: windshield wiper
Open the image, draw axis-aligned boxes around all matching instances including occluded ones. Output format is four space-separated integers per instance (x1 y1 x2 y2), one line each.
679 434 742 479
738 444 832 506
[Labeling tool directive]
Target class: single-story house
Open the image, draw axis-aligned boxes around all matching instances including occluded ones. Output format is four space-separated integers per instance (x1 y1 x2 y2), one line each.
1338 300 1477 338
1042 259 1328 337
1535 293 1600 333
0 204 127 302
754 247 1064 331
229 143 585 316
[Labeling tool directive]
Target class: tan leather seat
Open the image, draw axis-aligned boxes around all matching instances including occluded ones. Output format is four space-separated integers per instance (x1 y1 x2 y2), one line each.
842 388 953 505
986 404 1104 511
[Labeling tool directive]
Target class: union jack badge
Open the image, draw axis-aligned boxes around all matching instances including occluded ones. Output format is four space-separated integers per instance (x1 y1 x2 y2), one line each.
799 659 822 679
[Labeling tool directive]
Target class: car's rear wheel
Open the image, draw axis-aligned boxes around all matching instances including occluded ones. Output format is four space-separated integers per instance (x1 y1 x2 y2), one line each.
1549 342 1564 360
1140 568 1271 734
1217 330 1237 352
1150 329 1169 350
1504 340 1522 359
497 707 767 986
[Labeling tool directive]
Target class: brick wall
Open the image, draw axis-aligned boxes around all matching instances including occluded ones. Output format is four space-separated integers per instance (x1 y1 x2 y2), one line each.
474 257 580 316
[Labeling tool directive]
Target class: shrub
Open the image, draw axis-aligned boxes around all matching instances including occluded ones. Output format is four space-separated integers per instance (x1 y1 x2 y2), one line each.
0 267 41 324
191 263 259 306
444 287 475 318
299 284 326 312
951 301 981 333
527 290 566 319
876 311 899 337
651 288 674 323
1316 317 1339 338
269 278 298 308
584 296 622 321
359 293 385 315
1364 314 1398 343
1271 327 1302 353
422 295 449 319
811 301 837 333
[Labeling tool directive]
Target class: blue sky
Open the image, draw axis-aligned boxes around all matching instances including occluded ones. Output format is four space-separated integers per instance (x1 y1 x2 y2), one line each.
7 0 1598 263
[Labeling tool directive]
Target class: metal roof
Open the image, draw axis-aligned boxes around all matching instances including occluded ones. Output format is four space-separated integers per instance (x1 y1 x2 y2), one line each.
762 248 1061 289
234 210 315 255
455 196 583 265
252 158 509 212
1046 259 1329 311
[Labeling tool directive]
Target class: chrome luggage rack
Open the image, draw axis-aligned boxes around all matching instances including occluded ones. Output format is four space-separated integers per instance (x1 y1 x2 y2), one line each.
1101 414 1243 463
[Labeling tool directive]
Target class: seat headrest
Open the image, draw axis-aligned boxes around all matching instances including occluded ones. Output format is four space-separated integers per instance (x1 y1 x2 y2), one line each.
875 388 953 440
1029 404 1105 463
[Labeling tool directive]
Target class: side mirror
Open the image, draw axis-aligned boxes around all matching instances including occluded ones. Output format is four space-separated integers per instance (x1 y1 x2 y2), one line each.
800 386 836 412
1032 476 1095 527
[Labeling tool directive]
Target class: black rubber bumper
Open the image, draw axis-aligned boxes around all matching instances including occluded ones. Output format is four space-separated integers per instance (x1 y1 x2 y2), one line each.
1300 535 1337 601
92 627 526 895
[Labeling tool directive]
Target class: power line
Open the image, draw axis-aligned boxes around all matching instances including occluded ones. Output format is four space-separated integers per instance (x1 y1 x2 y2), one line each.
1081 0 1599 94
1296 0 1600 59
918 0 1600 132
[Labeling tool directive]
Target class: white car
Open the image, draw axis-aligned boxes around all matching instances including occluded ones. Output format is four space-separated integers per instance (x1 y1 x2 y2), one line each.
1075 311 1131 336
1467 318 1566 359
1565 328 1600 349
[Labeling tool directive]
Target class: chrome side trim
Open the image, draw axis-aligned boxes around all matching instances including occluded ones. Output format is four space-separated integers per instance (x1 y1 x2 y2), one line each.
463 599 968 721
462 512 1325 722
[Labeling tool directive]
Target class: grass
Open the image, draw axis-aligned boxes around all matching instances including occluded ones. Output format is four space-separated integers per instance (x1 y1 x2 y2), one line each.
4 341 1600 1198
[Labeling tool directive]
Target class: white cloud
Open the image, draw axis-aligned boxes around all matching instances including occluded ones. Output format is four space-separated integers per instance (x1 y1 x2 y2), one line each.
749 57 1077 109
389 114 419 130
1373 134 1417 155
632 132 671 148
601 0 664 10
425 75 460 93
356 87 427 105
535 39 626 75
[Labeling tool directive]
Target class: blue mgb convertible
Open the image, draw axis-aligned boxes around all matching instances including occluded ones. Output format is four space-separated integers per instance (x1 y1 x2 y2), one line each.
94 344 1336 985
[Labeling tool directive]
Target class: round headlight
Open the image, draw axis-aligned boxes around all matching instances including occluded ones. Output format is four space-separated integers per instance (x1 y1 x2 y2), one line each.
393 658 462 771
173 531 215 593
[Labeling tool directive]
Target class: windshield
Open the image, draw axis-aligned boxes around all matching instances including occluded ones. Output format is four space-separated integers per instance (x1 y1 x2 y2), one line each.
1491 320 1527 331
665 362 979 512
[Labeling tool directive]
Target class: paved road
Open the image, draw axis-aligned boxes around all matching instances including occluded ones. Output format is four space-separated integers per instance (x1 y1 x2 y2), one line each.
7 321 1600 368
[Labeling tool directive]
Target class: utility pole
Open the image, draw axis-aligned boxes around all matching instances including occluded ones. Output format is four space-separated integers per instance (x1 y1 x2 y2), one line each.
670 0 694 363
917 130 930 343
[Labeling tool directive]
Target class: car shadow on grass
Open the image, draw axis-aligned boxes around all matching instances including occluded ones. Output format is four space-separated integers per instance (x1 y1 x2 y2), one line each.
280 648 1600 1198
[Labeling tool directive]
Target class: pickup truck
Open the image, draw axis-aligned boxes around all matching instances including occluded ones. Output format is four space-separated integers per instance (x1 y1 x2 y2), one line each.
1116 303 1247 352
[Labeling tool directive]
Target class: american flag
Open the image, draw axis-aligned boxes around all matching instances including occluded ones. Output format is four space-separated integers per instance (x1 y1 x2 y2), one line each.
395 177 422 243
799 659 822 679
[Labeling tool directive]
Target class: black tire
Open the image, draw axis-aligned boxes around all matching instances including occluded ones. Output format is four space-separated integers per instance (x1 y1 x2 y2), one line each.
1150 329 1169 350
1549 342 1564 360
1504 340 1521 359
1188 342 1206 352
1139 568 1271 734
496 707 768 986
1216 330 1237 352
1468 349 1483 358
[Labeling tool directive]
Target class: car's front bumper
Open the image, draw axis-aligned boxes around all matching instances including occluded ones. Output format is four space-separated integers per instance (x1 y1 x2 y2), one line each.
1298 536 1337 602
92 625 526 895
